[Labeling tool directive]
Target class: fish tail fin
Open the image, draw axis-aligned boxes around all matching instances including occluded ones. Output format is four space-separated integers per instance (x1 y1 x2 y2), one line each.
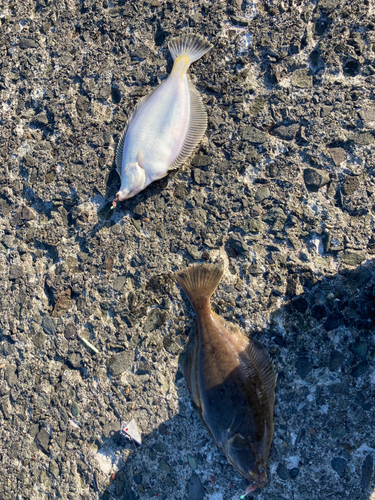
168 34 212 64
176 263 223 307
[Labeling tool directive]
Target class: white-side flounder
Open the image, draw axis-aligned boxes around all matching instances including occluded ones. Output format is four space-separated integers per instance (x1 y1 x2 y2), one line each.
113 34 212 206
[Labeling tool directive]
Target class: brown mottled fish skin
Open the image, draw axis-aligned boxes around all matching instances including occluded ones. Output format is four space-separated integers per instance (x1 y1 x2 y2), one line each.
176 263 276 492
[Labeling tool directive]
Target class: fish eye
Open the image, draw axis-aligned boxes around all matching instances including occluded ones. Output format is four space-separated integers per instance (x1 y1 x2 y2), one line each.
258 466 264 474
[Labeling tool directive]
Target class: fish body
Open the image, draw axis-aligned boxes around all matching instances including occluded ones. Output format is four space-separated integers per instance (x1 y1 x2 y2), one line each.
176 264 276 493
114 34 212 205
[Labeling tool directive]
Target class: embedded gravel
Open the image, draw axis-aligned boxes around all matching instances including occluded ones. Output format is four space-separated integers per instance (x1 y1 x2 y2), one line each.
0 1 375 500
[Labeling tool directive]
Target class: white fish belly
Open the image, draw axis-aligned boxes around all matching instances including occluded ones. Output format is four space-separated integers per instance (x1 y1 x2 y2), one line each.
121 75 191 181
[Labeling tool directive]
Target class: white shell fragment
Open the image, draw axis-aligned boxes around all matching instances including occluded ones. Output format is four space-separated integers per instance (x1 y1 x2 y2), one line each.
120 419 142 445
113 34 213 206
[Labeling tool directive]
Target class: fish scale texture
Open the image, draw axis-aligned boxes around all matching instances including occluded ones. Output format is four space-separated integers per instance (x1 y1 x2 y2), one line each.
0 0 375 500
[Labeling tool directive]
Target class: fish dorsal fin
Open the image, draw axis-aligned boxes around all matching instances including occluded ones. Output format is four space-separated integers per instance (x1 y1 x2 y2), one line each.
169 77 208 171
115 84 163 176
243 340 276 407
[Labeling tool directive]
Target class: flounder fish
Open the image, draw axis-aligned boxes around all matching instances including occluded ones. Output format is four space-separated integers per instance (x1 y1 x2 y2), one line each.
176 264 276 494
113 34 212 206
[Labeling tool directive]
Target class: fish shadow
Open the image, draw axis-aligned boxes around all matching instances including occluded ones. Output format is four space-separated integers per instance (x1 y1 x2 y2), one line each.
96 260 375 500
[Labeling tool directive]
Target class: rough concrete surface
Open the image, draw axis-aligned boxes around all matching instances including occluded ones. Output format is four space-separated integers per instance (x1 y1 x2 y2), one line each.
0 0 375 499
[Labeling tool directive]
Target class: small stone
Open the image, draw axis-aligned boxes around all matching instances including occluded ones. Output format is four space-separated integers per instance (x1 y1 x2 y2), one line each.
227 233 250 257
331 426 346 439
351 361 368 378
35 428 50 453
295 356 313 379
45 171 55 183
187 472 204 500
153 443 166 453
131 46 151 59
319 0 340 14
329 147 346 166
289 468 299 479
160 459 171 474
361 454 373 490
324 313 344 331
343 266 371 291
174 185 188 199
359 105 375 125
2 235 15 248
52 289 72 318
19 38 38 49
20 206 36 220
349 341 369 360
242 125 268 144
1 401 10 419
42 316 57 335
29 423 40 438
350 132 374 146
187 455 197 470
341 251 366 267
264 208 287 231
76 95 90 117
329 350 345 371
64 324 77 340
276 463 289 480
187 245 201 260
144 308 167 333
343 175 361 195
71 402 80 418
321 105 333 117
32 112 49 126
5 365 17 387
113 276 127 291
331 457 346 477
291 68 313 88
68 352 83 369
243 218 263 233
191 155 211 167
323 232 331 253
192 169 211 185
254 186 270 202
108 350 134 377
329 382 349 395
9 264 24 280
303 168 330 191
50 460 60 480
31 330 47 349
271 123 299 141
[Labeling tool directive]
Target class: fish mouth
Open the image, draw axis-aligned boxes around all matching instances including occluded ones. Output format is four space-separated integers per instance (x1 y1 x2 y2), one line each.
245 471 267 493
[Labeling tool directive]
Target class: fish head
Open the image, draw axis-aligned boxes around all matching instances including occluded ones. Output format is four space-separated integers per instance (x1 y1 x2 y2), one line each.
117 162 146 201
225 433 268 491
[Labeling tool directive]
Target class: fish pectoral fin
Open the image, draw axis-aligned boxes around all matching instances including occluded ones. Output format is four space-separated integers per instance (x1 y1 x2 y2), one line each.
228 412 245 435
243 340 277 407
137 150 145 167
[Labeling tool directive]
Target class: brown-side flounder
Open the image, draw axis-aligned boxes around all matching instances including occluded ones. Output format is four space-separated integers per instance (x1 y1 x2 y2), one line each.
176 263 276 494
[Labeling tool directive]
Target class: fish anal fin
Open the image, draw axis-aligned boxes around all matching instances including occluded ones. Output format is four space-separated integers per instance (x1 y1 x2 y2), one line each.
243 340 276 408
169 77 208 171
183 320 202 411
